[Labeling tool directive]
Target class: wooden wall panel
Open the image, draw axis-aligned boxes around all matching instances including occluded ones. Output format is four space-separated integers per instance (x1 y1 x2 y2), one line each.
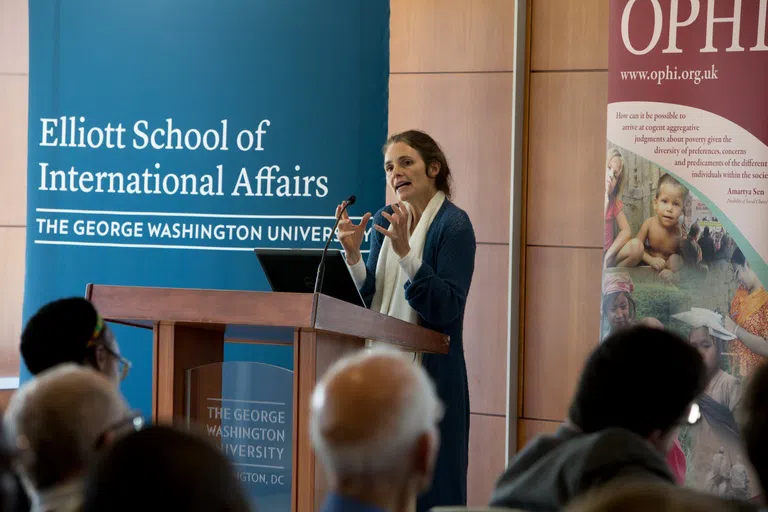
526 72 607 249
464 244 508 416
0 389 16 414
0 75 28 226
522 246 601 421
0 228 25 376
388 0 514 494
0 0 28 74
0 0 27 388
467 413 506 506
390 0 515 73
520 0 613 462
531 0 609 71
389 73 513 244
517 418 560 450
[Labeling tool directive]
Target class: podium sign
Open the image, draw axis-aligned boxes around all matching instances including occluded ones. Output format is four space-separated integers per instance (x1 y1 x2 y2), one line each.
186 362 293 511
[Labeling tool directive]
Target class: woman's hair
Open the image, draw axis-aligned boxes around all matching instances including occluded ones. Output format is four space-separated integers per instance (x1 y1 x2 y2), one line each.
702 226 710 238
688 224 700 239
606 148 625 200
20 297 110 375
384 130 452 198
601 291 636 323
731 246 747 267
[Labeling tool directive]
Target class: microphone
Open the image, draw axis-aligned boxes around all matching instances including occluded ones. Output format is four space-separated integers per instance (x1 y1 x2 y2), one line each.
314 195 356 295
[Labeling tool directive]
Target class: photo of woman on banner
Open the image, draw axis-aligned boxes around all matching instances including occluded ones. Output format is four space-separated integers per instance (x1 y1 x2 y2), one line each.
337 130 475 510
604 148 643 268
600 271 662 338
672 308 758 500
724 248 768 377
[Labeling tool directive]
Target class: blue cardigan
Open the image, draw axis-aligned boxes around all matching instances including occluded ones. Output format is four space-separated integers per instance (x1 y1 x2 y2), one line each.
359 199 476 510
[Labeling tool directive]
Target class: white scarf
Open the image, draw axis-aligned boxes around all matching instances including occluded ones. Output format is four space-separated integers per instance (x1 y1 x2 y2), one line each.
368 191 446 360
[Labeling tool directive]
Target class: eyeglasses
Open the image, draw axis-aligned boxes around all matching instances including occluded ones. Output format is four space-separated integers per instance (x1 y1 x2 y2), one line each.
87 322 132 382
103 345 132 382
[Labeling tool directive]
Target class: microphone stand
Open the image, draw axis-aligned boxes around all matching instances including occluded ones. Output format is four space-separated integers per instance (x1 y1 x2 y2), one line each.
314 197 354 296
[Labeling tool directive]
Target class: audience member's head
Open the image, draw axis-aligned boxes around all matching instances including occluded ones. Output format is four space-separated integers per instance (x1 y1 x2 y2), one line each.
21 297 130 384
3 364 133 506
566 482 758 512
739 362 768 496
82 425 250 512
310 347 443 511
568 326 707 453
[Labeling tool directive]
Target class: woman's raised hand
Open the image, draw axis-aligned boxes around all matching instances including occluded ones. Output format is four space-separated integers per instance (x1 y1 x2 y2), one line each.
375 202 411 259
336 201 371 265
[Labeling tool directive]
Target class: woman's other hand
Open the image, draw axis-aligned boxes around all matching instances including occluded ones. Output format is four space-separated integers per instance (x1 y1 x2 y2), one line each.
376 202 411 259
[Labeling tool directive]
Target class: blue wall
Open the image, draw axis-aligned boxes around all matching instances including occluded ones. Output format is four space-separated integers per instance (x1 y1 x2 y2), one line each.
24 0 389 417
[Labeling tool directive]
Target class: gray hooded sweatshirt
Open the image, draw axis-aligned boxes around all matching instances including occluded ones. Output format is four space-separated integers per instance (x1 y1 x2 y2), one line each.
489 425 674 511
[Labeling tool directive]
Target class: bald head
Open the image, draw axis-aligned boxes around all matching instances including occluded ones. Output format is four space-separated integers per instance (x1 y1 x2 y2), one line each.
4 364 129 490
310 347 443 479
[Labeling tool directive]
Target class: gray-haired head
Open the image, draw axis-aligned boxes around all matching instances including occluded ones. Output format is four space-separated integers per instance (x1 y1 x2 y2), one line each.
4 364 129 492
310 346 443 488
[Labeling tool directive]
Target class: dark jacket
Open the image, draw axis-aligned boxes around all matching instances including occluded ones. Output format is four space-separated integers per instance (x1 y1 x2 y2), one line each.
489 425 674 511
359 200 476 511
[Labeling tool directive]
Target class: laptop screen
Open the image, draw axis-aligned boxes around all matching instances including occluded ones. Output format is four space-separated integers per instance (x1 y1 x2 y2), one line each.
254 248 366 308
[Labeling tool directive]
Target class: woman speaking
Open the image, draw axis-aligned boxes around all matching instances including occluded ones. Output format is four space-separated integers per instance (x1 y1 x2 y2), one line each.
337 130 476 510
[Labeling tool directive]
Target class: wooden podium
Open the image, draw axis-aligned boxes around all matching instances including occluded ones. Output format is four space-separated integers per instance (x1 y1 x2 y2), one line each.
85 284 449 512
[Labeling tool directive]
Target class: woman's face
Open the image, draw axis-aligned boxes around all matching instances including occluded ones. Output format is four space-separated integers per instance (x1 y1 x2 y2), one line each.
689 327 718 375
733 262 760 290
384 142 437 204
607 293 632 330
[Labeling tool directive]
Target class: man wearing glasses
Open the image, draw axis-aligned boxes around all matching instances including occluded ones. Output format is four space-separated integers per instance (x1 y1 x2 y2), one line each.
4 364 143 512
20 297 131 385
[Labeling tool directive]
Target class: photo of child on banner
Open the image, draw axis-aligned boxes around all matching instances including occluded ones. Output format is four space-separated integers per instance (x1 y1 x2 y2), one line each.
600 144 767 500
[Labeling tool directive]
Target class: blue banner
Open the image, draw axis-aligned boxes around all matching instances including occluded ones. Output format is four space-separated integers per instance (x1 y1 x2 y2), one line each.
25 0 389 417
